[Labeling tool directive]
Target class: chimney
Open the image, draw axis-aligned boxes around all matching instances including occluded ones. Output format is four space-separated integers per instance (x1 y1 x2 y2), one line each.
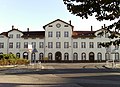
12 25 14 29
101 26 103 29
91 26 93 31
27 28 29 32
104 24 106 28
69 20 71 25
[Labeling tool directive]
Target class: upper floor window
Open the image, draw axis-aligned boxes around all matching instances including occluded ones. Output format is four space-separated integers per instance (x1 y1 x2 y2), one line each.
64 42 69 48
64 31 69 37
56 31 61 37
39 42 44 48
56 42 61 48
48 42 53 48
16 34 21 38
24 42 28 48
89 42 94 48
48 31 53 37
81 42 86 48
16 42 21 48
9 34 13 38
9 42 13 48
31 42 36 48
97 42 102 48
0 43 4 48
73 42 78 48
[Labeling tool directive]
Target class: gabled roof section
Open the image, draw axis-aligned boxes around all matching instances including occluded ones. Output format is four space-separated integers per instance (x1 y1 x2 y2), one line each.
72 31 96 38
21 31 45 38
0 32 8 37
43 19 74 29
8 28 23 33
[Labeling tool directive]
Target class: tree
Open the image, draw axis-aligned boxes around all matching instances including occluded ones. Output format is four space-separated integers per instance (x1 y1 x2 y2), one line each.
63 0 120 47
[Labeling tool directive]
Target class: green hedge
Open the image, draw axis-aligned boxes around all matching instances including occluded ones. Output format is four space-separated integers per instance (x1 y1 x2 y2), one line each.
0 54 30 65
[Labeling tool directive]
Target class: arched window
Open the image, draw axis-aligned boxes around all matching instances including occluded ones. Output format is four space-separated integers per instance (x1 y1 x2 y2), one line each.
64 53 69 60
23 52 28 60
73 52 78 60
16 53 20 58
31 53 36 63
97 52 102 61
39 53 44 60
115 53 119 61
48 53 52 60
105 53 110 60
81 53 86 60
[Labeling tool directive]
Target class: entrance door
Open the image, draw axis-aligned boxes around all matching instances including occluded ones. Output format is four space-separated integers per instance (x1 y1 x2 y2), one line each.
55 51 62 62
89 52 94 62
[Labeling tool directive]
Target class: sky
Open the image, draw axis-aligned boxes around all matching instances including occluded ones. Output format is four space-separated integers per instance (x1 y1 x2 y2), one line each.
0 0 116 33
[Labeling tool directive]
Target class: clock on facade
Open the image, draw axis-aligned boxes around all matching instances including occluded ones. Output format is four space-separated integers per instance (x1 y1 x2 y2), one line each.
56 23 61 28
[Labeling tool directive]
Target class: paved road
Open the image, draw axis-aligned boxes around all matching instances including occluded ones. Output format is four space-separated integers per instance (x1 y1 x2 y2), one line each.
0 63 120 87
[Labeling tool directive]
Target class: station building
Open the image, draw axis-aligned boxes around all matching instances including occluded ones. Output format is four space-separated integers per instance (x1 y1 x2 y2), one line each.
0 19 119 62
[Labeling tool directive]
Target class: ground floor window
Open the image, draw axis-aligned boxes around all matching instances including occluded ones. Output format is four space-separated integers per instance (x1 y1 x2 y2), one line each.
73 52 78 60
64 53 69 60
97 52 102 61
115 53 119 61
105 53 110 60
39 53 44 60
23 52 28 60
48 53 52 60
81 52 86 60
16 53 20 58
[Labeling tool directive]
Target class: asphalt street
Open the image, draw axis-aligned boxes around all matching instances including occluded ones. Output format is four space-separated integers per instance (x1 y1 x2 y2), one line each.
0 63 120 87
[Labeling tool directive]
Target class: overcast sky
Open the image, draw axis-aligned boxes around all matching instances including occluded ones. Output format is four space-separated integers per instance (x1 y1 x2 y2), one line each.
0 0 116 33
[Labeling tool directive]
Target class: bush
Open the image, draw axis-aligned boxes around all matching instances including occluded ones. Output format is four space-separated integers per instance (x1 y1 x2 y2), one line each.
0 54 30 65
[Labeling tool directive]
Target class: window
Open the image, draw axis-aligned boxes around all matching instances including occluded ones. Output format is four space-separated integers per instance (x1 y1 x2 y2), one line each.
9 42 13 48
39 42 44 48
48 31 53 37
97 42 102 48
48 42 53 48
89 42 94 48
0 43 4 48
24 42 28 48
64 42 69 48
31 42 36 48
16 34 21 38
56 31 60 37
16 53 20 58
9 34 13 38
105 53 110 60
64 31 69 37
97 53 102 61
64 53 69 60
73 42 78 48
56 42 61 48
81 42 86 48
16 42 21 48
81 53 86 60
73 53 78 60
64 25 68 27
39 53 44 60
48 53 52 60
115 53 119 61
49 25 53 27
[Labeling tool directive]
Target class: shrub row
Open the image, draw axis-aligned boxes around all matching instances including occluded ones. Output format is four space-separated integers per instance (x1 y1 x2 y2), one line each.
0 54 30 65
